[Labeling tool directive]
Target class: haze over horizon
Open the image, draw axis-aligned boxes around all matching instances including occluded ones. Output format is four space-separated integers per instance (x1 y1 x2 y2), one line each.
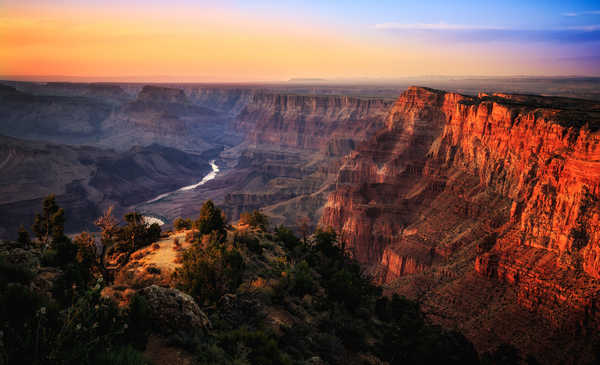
2 0 600 82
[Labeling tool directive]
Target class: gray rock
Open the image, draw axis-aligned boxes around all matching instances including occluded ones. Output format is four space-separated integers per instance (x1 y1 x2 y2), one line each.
137 285 211 336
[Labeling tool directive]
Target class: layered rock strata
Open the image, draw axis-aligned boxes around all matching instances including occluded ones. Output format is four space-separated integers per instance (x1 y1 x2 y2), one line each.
321 86 600 359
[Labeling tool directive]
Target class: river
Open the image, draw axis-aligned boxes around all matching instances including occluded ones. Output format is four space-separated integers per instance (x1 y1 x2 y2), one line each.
142 160 220 225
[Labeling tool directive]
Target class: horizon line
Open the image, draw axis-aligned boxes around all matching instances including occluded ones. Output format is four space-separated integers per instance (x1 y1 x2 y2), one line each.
2 74 600 84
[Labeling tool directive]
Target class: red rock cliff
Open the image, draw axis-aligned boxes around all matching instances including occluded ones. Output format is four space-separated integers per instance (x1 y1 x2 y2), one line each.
321 86 600 340
234 93 393 153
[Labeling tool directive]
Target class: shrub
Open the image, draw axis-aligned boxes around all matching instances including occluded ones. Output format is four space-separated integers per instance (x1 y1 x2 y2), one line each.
274 226 301 251
50 282 125 363
314 227 341 258
194 200 227 238
174 238 245 303
234 231 262 254
289 261 315 297
173 217 192 231
17 224 31 247
218 327 291 365
239 210 269 231
53 236 79 268
125 294 151 349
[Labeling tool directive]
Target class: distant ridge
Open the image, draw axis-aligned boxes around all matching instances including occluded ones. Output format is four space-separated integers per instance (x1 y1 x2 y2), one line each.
287 78 328 82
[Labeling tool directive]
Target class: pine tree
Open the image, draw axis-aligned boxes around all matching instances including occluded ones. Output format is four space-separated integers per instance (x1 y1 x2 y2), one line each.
31 194 60 246
17 224 31 247
194 200 226 238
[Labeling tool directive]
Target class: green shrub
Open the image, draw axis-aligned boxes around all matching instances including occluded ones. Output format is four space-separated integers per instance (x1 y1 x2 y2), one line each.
218 328 291 365
92 346 151 365
194 200 227 238
173 217 192 231
239 210 269 231
289 261 315 297
274 226 300 251
234 232 262 254
174 238 245 304
125 294 151 349
51 282 125 364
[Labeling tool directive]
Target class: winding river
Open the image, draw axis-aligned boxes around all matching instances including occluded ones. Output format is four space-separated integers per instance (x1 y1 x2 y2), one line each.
142 160 220 225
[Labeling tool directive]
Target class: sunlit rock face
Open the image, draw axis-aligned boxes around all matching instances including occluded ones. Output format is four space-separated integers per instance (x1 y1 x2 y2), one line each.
321 86 600 349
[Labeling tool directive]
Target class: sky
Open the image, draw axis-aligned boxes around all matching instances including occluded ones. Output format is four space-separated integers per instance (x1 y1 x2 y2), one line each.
1 0 599 82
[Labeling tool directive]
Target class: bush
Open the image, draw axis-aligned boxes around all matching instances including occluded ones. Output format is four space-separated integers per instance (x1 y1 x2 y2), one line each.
53 236 78 268
174 238 245 304
274 226 301 251
234 231 262 254
51 282 125 363
0 283 45 364
173 217 192 231
289 261 315 297
218 327 291 365
194 200 227 238
124 294 151 349
239 210 269 231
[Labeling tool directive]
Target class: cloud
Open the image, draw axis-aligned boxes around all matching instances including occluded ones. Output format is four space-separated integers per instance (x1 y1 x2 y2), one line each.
373 21 600 43
562 10 600 17
373 22 504 31
567 25 600 31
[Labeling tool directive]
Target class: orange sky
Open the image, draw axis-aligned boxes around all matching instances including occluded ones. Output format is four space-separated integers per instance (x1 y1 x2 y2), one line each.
1 1 597 81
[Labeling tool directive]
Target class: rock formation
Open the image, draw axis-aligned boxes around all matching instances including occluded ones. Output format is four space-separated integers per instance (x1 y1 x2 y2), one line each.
235 92 393 151
321 86 600 361
217 93 393 227
135 285 211 336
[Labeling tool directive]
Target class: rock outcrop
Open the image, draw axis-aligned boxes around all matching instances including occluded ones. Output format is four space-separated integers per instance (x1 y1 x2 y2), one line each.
137 285 211 336
321 86 600 361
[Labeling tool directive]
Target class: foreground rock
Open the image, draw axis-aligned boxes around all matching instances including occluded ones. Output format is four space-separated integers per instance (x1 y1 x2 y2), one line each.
138 285 211 336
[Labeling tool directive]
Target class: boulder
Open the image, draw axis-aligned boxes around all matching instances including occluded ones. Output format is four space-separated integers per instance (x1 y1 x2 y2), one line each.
137 285 211 336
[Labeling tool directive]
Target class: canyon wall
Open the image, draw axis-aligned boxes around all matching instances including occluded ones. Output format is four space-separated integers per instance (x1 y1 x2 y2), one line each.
216 93 393 228
321 86 600 361
235 92 393 152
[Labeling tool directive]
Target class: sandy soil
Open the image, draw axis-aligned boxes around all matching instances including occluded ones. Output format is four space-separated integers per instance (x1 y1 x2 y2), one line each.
138 230 191 272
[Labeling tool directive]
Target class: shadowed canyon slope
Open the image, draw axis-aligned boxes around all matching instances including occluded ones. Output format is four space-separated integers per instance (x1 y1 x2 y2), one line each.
321 86 600 362
0 134 213 238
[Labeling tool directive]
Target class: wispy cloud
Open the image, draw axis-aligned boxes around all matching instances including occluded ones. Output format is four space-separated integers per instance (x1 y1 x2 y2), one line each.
373 22 600 44
567 24 600 31
562 10 600 17
374 22 504 31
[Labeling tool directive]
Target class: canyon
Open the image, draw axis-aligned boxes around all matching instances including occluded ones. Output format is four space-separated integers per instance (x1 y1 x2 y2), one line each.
3 78 600 362
322 86 600 362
